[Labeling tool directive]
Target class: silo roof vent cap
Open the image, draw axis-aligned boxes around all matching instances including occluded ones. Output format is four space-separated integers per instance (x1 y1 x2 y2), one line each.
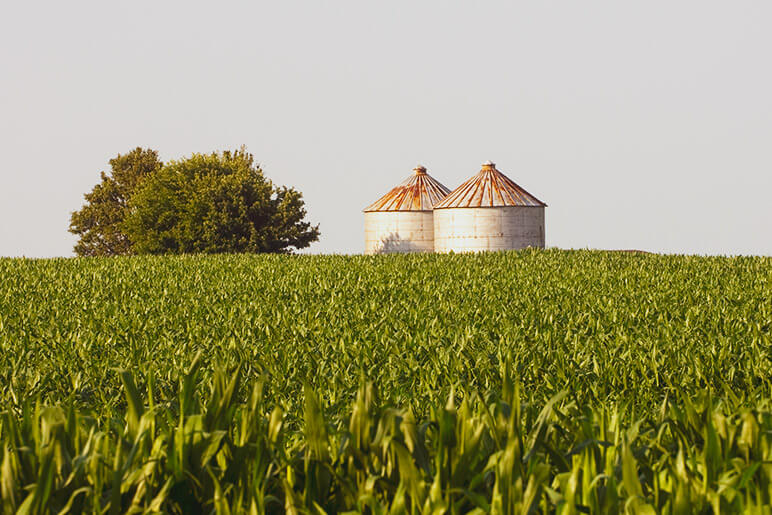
413 165 427 175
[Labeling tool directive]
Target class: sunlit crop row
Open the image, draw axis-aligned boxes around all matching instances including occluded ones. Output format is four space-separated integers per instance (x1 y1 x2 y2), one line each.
0 250 770 511
3 361 772 512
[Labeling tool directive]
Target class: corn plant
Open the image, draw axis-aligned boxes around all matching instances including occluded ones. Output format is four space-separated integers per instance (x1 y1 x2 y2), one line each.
3 364 772 512
0 250 770 512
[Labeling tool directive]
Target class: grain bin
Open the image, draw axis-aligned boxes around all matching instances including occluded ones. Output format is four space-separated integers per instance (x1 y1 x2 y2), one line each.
363 166 451 254
433 161 546 253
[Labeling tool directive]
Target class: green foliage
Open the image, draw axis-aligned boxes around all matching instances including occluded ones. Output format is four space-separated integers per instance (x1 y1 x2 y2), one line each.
69 148 162 256
3 369 772 513
123 149 320 254
0 250 770 511
0 250 768 421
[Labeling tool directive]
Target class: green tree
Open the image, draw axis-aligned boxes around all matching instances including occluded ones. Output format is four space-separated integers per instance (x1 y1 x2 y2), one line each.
123 149 320 254
69 148 162 256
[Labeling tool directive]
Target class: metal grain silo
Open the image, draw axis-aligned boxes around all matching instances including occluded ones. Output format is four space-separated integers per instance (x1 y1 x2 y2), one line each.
433 161 547 253
364 166 451 254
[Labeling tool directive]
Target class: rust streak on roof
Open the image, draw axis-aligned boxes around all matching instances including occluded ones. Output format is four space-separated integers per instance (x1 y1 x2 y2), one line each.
434 161 547 209
364 166 451 212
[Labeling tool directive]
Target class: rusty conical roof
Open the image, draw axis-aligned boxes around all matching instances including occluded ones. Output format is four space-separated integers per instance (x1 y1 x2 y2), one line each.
434 161 546 209
364 166 451 212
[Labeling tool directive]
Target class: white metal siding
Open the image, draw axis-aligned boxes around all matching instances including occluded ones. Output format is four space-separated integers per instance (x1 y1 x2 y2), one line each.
364 211 435 254
434 207 544 253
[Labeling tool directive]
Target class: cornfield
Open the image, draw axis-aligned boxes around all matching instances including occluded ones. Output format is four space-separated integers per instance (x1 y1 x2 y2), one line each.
0 250 770 512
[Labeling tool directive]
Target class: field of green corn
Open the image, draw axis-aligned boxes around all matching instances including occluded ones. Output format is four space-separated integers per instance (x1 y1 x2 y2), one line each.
1 250 770 513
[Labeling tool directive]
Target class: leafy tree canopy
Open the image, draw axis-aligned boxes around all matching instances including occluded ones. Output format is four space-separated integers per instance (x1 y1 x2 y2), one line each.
123 149 320 254
69 148 162 256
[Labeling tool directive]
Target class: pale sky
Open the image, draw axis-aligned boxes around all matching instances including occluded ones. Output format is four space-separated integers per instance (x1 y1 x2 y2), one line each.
1 1 770 257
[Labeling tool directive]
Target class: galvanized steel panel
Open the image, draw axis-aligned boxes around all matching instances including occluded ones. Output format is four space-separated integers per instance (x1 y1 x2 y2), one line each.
433 206 545 253
364 211 435 254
